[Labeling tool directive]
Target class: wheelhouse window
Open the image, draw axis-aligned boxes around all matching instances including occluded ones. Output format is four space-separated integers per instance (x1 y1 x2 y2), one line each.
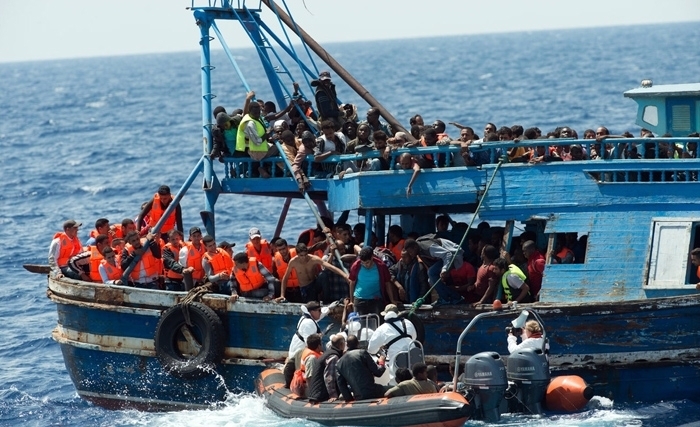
647 220 700 287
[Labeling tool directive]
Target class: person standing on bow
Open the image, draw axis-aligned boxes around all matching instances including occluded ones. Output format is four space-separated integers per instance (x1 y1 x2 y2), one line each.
137 185 183 241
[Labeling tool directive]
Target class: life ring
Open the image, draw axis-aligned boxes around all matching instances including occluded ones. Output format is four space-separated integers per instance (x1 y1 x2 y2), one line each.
399 310 425 344
154 302 225 379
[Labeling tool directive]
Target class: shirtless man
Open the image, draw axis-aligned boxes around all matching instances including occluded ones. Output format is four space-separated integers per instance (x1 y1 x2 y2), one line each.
277 243 349 303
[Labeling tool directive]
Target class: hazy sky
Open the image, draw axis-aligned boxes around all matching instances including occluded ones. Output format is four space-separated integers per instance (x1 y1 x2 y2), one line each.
1 0 699 63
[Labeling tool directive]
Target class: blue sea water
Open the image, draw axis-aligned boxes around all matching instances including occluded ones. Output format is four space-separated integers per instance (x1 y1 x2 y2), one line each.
1 21 700 426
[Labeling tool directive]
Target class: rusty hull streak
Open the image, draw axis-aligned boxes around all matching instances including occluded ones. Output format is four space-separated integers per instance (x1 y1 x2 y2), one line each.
94 287 125 306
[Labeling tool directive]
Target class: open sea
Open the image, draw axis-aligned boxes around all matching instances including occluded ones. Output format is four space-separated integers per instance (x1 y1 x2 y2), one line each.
1 21 700 426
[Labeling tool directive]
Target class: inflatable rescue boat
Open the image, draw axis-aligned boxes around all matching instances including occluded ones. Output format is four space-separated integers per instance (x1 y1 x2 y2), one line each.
255 369 470 427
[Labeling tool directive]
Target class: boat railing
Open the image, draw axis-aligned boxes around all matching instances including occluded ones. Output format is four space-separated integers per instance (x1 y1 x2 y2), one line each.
216 136 700 181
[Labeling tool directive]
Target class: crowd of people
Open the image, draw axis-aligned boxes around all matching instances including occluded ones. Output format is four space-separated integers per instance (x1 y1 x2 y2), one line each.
207 70 700 194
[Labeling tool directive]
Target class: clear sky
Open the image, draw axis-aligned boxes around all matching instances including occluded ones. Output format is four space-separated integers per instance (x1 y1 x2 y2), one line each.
1 0 699 63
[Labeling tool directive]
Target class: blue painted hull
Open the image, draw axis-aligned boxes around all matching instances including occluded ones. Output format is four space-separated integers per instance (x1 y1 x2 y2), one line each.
48 278 700 409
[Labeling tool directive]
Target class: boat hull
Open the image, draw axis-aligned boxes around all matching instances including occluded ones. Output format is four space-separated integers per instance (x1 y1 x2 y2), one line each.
48 277 700 409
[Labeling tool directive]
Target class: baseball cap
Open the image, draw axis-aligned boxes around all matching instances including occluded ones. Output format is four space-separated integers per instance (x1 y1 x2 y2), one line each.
249 227 262 239
189 226 202 236
305 301 321 311
63 219 82 230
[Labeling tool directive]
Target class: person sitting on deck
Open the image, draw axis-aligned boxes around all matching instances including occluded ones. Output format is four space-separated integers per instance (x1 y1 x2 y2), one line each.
230 252 276 302
162 229 193 292
549 233 574 264
313 120 347 178
111 218 137 240
48 219 84 280
522 240 545 300
384 362 438 397
201 234 233 294
236 95 278 178
348 247 393 316
362 107 392 142
121 230 162 289
178 226 207 289
136 185 183 241
64 234 109 283
386 225 405 262
492 257 532 304
245 227 273 272
98 247 123 285
210 111 240 160
336 335 387 401
86 218 113 246
276 243 349 303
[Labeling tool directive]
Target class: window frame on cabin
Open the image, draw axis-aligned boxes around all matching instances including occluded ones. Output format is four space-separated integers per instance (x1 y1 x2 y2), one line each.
646 219 700 288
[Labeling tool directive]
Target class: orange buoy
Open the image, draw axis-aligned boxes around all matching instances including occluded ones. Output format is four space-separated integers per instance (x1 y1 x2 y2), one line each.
492 300 502 310
545 375 593 412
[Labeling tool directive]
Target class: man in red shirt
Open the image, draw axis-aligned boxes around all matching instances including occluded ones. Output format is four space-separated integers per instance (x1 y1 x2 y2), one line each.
522 240 545 300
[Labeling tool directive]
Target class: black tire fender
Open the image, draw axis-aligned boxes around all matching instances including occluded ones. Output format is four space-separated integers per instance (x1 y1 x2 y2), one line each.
154 302 225 379
399 310 425 344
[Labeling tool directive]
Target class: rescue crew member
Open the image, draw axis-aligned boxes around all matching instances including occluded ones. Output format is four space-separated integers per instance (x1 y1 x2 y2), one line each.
272 238 301 302
367 303 418 381
230 252 276 302
162 229 193 291
136 185 183 239
492 257 532 304
246 227 273 271
48 219 84 280
98 247 123 285
121 230 162 289
180 226 207 289
201 234 233 295
283 301 330 388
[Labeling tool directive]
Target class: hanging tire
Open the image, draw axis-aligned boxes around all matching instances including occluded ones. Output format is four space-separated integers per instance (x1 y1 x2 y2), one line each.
154 302 225 379
400 310 425 344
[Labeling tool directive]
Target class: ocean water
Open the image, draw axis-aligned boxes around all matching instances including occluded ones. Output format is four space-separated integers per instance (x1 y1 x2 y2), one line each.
1 21 700 426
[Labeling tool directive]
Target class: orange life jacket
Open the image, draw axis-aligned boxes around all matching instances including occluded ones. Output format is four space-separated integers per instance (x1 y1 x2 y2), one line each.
233 257 266 292
273 248 298 288
185 241 206 280
88 245 104 282
203 248 233 277
125 240 161 282
54 232 83 268
245 240 273 271
388 238 405 261
148 193 177 233
112 224 124 239
556 247 574 262
89 229 113 245
99 259 122 282
163 242 184 279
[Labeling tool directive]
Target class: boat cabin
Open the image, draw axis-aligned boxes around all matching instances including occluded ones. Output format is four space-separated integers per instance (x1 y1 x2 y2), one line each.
624 81 700 136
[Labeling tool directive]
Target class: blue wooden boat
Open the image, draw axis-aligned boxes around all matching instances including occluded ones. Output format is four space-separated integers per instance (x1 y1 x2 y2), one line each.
42 0 700 412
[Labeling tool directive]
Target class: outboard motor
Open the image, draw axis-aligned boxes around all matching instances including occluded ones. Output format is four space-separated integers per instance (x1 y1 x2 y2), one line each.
462 351 508 423
506 347 550 415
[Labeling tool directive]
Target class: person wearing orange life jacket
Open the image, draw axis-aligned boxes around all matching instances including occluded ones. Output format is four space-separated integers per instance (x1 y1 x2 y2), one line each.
290 333 323 398
549 233 574 265
272 239 302 302
86 234 111 282
63 234 109 282
180 226 207 289
246 227 273 271
121 230 162 289
386 224 405 262
86 218 113 246
162 229 193 292
231 252 277 302
98 247 123 285
111 218 136 240
48 219 84 280
201 235 234 296
136 185 183 240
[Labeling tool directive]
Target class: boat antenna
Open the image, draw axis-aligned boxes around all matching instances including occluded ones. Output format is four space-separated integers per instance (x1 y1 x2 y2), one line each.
260 0 410 137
